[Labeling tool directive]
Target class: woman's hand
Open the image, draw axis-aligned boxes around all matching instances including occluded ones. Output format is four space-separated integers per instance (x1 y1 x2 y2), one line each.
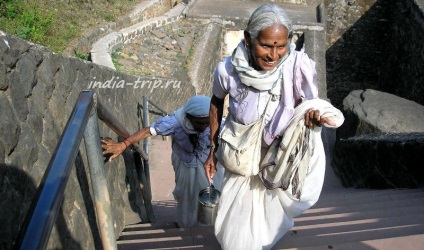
101 138 126 162
304 109 336 128
203 154 218 184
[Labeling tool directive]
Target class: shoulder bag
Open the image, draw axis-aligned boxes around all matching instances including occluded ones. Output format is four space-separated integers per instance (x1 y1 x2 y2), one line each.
215 96 272 177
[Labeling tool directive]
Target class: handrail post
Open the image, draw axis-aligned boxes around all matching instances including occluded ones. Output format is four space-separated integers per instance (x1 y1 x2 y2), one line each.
141 96 154 222
142 96 151 181
83 94 117 250
97 99 154 222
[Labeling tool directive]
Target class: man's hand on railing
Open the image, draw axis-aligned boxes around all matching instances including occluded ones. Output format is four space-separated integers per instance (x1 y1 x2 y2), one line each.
101 138 127 162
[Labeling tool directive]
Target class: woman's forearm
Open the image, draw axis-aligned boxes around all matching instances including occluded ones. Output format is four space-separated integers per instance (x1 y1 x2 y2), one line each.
124 127 152 146
210 95 224 153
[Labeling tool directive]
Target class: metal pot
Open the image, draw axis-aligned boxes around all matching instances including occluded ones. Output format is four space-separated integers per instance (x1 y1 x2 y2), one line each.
197 185 221 226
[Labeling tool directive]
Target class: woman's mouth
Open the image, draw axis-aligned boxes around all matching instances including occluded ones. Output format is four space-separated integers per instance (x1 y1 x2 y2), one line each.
264 61 275 66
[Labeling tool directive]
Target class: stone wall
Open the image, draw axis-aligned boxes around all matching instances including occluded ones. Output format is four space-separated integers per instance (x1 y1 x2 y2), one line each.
0 32 196 249
333 133 424 188
326 0 424 189
325 0 388 109
379 0 424 106
332 89 424 188
325 0 424 109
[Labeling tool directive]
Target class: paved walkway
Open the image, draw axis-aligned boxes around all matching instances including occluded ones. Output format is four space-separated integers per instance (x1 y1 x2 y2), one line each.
186 0 318 24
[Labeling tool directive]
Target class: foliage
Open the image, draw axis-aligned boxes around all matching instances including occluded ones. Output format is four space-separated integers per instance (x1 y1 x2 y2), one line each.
0 0 139 54
1 0 53 45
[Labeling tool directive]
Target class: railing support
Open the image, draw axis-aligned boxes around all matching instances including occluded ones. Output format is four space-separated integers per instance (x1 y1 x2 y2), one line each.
97 99 154 222
83 97 117 250
97 99 148 161
142 96 151 190
141 96 154 222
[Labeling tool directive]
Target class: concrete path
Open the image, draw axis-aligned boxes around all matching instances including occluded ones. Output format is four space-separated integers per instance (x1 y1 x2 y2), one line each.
186 0 319 24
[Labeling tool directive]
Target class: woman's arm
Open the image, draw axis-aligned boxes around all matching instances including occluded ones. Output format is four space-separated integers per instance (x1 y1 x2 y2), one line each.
204 95 224 183
101 127 152 162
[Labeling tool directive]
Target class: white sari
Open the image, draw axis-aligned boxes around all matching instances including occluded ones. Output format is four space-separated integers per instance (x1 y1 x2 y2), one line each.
214 100 344 249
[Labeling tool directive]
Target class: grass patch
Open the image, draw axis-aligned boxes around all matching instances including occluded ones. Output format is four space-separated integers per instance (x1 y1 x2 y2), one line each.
0 0 141 54
111 48 123 70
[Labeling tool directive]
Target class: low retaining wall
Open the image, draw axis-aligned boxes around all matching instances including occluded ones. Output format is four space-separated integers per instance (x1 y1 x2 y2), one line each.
91 3 187 69
333 133 424 189
65 0 183 56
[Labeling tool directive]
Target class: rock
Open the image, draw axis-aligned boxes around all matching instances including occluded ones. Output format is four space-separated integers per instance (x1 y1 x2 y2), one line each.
0 92 20 155
0 61 7 90
338 89 424 139
7 124 38 170
151 30 166 39
163 43 174 50
333 89 424 189
0 36 30 68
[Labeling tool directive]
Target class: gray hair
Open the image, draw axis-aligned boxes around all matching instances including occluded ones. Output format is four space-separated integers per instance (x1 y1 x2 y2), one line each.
246 3 293 40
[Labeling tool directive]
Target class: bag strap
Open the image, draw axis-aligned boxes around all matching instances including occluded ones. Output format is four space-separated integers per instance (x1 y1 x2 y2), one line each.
292 50 305 104
258 51 305 190
258 161 284 190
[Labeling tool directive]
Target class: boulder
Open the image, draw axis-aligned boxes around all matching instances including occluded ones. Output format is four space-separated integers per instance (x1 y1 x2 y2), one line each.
338 89 424 139
332 89 424 188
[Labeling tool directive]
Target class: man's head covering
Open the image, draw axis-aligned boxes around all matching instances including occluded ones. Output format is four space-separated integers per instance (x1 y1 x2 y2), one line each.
183 95 211 117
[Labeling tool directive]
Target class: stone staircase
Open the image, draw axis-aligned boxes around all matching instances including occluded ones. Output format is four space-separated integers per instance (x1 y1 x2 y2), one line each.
276 188 424 249
113 1 424 248
116 139 424 250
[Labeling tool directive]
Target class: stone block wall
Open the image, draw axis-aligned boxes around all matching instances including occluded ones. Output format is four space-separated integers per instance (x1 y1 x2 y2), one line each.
0 32 196 249
325 0 424 109
325 0 424 189
325 0 389 109
333 133 424 189
379 0 424 106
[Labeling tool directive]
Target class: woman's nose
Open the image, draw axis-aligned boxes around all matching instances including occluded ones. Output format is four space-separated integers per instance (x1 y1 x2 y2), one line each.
269 48 278 60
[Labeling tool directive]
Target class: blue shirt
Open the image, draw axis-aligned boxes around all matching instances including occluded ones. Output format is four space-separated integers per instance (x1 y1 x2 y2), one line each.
150 115 210 167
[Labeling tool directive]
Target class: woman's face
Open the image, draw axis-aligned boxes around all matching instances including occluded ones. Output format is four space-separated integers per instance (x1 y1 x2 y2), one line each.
187 114 210 132
245 24 289 71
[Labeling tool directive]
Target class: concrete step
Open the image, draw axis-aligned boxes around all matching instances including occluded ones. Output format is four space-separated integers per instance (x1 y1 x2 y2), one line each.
317 188 424 206
295 203 424 227
117 228 220 250
120 225 214 240
276 213 424 249
292 211 424 236
279 234 424 250
123 222 179 231
118 188 424 249
304 196 424 216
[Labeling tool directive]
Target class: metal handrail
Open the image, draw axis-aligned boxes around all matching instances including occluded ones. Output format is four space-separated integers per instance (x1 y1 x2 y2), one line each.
97 98 155 222
97 99 149 161
14 90 117 250
148 98 171 116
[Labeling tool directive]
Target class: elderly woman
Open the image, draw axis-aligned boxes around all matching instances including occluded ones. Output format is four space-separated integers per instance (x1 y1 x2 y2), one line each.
102 95 224 228
203 4 344 250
